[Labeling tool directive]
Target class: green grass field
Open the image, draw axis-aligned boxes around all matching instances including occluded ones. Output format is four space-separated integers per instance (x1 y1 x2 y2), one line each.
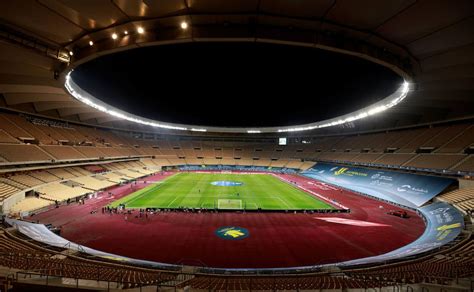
109 173 333 210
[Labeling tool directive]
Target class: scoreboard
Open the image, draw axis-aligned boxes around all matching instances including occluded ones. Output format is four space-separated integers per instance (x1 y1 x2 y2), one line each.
278 137 287 145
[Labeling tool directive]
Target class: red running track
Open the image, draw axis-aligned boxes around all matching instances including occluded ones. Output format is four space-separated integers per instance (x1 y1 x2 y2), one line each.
29 172 425 269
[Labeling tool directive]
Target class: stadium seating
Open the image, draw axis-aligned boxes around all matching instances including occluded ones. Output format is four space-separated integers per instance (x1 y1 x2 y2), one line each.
175 235 473 290
0 177 27 190
0 129 20 144
0 158 158 211
0 224 470 291
0 114 33 140
100 172 129 183
0 183 20 201
0 228 178 288
0 112 473 291
40 145 87 160
437 125 474 153
452 156 474 172
70 176 116 191
9 197 53 214
7 174 44 188
438 188 473 204
0 144 53 163
404 154 467 170
4 114 56 145
438 188 474 214
37 182 90 201
29 170 61 183
0 113 472 174
46 168 77 179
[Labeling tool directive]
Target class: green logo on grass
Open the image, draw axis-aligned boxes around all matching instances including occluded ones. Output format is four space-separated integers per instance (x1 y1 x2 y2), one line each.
215 226 249 240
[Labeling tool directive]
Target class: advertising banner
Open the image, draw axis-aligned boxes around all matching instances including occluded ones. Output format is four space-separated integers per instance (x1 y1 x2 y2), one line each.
338 201 464 266
302 163 455 207
5 218 179 270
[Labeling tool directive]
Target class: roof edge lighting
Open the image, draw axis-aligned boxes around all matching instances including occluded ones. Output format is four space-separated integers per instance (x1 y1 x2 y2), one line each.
64 71 410 134
277 81 410 133
65 73 189 131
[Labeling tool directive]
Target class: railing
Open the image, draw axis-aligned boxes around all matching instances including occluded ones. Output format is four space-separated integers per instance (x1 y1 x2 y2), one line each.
0 250 471 291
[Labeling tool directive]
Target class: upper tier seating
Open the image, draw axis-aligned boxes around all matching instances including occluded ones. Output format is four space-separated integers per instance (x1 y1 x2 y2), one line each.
29 170 61 183
0 144 53 162
0 115 33 140
436 125 474 153
452 156 474 172
404 154 467 170
40 145 87 160
46 168 77 179
8 174 44 188
0 129 20 144
4 114 56 144
0 113 472 173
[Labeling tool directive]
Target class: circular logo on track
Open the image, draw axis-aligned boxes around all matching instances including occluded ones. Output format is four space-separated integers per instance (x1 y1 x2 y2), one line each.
211 181 243 187
215 226 249 240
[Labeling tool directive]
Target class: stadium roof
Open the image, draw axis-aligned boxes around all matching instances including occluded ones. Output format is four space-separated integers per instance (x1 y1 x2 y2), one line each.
0 0 473 135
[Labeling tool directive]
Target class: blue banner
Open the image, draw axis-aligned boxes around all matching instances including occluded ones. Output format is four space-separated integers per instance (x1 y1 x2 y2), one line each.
302 163 455 207
179 165 298 173
339 201 464 266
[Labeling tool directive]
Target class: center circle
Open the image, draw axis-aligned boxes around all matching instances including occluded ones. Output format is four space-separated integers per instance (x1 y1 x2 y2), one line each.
211 181 243 187
215 226 250 240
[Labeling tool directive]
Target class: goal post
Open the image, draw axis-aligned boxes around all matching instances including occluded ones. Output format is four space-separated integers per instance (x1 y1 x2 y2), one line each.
217 199 242 210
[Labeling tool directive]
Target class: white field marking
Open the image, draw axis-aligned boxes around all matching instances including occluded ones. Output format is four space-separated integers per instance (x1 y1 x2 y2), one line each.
192 171 268 175
166 196 180 207
275 197 291 209
125 173 181 204
124 185 163 206
271 174 349 210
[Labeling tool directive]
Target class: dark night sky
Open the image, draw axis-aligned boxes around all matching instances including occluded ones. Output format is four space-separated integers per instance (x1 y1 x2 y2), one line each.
72 42 402 127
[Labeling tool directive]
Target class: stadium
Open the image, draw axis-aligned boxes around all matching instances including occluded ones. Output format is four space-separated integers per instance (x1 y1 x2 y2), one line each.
0 1 473 291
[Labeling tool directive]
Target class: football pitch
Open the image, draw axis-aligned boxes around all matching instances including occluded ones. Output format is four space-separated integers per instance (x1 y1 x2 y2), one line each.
109 172 333 210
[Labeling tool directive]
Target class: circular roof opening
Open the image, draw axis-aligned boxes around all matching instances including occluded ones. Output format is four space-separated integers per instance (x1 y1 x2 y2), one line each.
71 42 403 129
